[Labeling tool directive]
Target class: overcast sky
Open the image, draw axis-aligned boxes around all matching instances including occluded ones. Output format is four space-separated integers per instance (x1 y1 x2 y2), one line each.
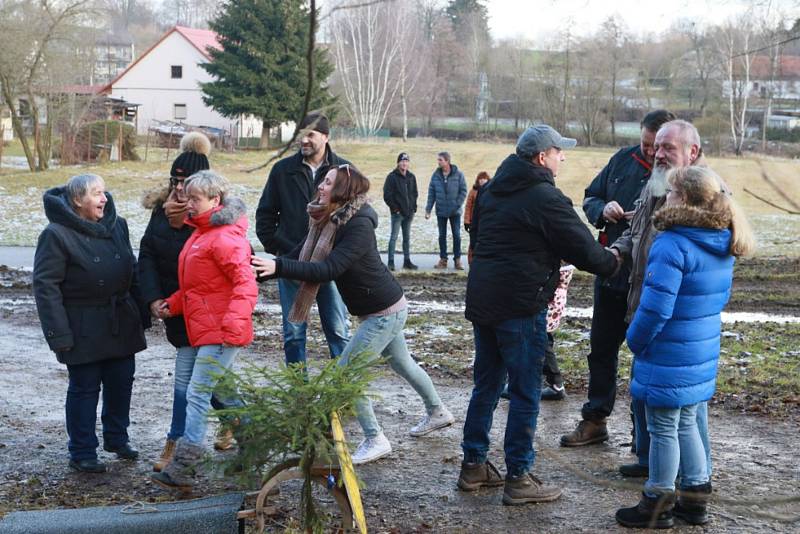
486 0 800 43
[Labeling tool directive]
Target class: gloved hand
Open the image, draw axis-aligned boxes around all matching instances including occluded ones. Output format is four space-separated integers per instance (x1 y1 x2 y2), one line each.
464 223 471 231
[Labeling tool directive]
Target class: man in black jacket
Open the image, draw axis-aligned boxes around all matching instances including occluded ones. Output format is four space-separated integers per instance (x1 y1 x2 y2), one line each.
255 112 350 365
383 152 418 270
459 125 619 505
560 110 676 451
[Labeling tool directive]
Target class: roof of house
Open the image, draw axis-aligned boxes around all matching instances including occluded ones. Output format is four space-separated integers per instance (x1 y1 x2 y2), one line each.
101 25 221 93
747 55 800 79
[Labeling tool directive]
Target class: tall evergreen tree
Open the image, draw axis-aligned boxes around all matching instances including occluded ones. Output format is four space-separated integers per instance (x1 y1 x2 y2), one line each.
201 0 335 147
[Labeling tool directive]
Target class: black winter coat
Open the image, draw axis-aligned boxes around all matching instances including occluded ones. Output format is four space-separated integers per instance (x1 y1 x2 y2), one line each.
465 154 618 325
275 204 403 316
138 188 193 348
33 187 148 365
582 145 652 292
256 146 350 255
383 168 418 217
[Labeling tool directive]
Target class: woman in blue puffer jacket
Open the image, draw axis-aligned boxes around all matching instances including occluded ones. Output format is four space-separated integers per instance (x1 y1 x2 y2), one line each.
616 166 755 529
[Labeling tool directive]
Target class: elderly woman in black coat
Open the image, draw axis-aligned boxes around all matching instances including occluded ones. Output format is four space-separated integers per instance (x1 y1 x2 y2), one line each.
33 173 149 473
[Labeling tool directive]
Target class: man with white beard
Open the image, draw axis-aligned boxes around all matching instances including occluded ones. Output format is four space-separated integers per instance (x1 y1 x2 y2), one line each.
610 121 716 509
609 119 723 525
561 110 675 447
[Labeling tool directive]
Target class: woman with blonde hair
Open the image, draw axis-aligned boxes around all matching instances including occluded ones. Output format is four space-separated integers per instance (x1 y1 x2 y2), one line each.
151 170 258 492
616 166 753 528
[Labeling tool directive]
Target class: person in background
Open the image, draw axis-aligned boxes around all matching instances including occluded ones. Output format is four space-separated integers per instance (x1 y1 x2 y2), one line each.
33 174 149 473
464 171 490 265
255 111 350 366
425 152 467 270
383 152 419 271
138 132 237 473
616 166 754 528
252 164 454 465
152 171 258 492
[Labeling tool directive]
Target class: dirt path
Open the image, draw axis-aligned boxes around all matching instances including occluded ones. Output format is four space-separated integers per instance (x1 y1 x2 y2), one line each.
1 262 799 532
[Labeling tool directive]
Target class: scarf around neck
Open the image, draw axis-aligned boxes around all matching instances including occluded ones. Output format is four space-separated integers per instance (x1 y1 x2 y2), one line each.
288 194 368 323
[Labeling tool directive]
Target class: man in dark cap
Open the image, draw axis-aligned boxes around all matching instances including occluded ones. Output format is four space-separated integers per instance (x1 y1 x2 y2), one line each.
383 152 418 271
458 124 620 506
255 112 351 366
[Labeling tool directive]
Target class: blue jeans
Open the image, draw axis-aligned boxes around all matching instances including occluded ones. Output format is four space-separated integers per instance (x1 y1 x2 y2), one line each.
65 355 135 461
633 398 712 478
167 345 235 441
644 403 709 496
388 212 413 265
437 215 461 259
278 278 350 366
462 310 547 477
182 345 243 446
338 307 442 439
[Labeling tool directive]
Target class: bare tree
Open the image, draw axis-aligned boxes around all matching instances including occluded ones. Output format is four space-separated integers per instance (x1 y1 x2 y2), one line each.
716 15 756 155
329 0 402 137
0 0 93 171
598 16 627 145
395 3 427 141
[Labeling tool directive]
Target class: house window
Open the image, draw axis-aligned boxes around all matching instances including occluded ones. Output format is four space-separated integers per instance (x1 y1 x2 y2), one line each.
174 104 187 120
171 65 183 79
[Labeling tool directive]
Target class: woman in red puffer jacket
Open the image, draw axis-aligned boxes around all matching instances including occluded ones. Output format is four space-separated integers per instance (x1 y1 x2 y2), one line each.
152 170 258 492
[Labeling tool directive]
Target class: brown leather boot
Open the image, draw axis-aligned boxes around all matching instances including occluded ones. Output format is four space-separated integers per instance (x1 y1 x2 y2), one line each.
502 472 562 505
214 427 235 451
153 438 177 472
453 258 464 270
434 258 448 269
559 419 609 447
457 460 505 491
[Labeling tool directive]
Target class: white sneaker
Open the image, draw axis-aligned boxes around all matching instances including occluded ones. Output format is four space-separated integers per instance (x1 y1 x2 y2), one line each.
351 433 392 465
409 406 455 437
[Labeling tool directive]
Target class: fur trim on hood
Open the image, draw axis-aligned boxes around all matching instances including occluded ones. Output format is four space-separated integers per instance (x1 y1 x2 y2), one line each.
653 204 731 232
142 186 170 209
330 194 368 227
210 196 247 226
180 131 212 156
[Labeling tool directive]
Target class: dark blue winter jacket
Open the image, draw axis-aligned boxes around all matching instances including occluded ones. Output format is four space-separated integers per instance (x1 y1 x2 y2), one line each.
627 204 734 408
425 164 467 217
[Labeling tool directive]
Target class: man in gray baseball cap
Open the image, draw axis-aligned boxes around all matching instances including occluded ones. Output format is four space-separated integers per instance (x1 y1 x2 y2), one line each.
459 123 618 506
516 124 577 162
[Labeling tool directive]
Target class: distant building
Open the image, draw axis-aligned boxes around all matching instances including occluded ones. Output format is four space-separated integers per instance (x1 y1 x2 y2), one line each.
723 55 800 101
102 25 267 139
93 32 135 86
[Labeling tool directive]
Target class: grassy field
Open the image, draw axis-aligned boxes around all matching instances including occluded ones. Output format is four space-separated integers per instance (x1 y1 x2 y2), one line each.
1 137 799 255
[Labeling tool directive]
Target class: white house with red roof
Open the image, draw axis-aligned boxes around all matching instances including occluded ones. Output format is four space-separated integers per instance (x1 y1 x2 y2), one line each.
103 26 264 138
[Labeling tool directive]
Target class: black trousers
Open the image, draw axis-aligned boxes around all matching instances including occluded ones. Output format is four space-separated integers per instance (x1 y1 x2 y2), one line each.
65 355 135 461
542 333 562 387
581 278 629 422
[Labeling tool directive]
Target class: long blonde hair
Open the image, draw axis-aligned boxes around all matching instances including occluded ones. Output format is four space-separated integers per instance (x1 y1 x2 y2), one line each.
668 166 756 257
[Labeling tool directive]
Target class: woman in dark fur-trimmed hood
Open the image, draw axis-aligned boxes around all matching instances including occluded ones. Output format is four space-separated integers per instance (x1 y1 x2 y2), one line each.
252 164 454 466
616 166 755 529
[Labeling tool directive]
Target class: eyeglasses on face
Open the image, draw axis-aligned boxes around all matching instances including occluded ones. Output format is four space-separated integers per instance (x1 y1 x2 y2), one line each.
169 176 185 187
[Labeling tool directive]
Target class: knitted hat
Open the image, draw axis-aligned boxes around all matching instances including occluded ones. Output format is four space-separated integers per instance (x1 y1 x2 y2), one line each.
170 132 211 178
397 152 410 163
299 111 330 135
